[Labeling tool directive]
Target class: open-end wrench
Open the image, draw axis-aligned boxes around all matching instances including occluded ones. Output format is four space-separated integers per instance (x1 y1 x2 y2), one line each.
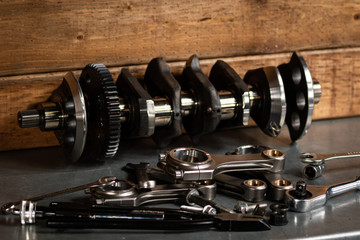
157 147 285 182
284 176 360 212
301 151 360 179
1 177 117 223
1 177 117 215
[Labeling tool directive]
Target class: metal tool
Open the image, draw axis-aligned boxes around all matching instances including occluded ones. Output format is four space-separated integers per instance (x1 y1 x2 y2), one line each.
6 200 271 231
284 176 360 212
157 147 285 182
17 53 321 162
87 178 217 206
1 176 117 216
301 151 360 179
43 203 271 231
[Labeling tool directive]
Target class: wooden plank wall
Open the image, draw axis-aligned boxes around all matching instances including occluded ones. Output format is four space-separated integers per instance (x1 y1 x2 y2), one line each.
0 0 360 151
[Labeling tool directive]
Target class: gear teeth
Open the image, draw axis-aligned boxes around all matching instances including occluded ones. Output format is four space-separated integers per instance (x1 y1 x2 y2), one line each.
80 63 121 161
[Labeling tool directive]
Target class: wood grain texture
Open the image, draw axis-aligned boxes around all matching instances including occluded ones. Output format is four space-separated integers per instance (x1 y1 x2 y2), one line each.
0 0 359 76
1 48 359 151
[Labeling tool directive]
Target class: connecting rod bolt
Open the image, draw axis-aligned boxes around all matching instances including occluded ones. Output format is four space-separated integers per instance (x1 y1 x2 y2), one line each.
185 189 233 213
233 201 267 214
180 205 217 215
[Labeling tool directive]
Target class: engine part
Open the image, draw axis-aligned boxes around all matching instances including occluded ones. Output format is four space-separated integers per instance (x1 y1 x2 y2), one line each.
87 179 217 206
233 201 267 214
224 145 293 201
17 53 321 162
301 151 360 179
157 147 285 182
185 189 233 213
284 176 360 212
180 205 217 215
278 52 321 141
143 58 183 147
17 72 88 162
262 173 293 202
269 203 289 226
125 162 156 189
244 66 286 137
215 174 267 202
1 176 117 216
180 55 222 144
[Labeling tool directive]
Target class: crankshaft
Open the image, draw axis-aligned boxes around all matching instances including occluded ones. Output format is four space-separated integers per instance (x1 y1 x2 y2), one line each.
18 53 321 162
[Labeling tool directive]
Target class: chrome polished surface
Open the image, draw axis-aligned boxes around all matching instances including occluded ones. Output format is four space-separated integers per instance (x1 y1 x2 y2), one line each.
0 117 359 239
285 176 360 212
263 67 287 137
63 72 88 162
301 151 360 179
161 147 285 181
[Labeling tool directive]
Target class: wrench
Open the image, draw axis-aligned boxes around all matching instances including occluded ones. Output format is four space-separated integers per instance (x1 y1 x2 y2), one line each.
158 147 285 182
301 151 360 179
1 177 117 215
284 176 360 212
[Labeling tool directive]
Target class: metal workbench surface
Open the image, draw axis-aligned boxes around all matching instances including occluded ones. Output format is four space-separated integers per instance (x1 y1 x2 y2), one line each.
0 117 359 240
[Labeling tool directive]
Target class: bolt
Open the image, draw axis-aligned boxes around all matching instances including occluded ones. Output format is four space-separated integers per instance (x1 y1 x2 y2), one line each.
158 153 166 162
185 189 233 213
294 180 307 198
233 201 267 214
180 205 217 215
206 106 213 113
269 203 289 226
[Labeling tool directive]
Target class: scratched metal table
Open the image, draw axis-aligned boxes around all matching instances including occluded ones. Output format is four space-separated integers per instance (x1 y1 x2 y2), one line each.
0 117 359 240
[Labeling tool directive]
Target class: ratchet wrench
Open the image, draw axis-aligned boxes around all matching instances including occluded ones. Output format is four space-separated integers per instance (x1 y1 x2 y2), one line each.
284 176 360 212
301 151 360 179
158 147 285 182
